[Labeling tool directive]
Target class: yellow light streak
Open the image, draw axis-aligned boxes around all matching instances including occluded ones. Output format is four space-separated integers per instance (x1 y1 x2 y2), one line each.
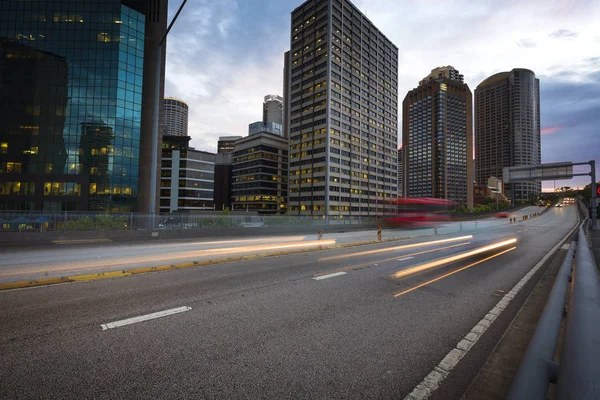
319 235 474 262
394 247 516 297
391 238 518 279
313 242 471 277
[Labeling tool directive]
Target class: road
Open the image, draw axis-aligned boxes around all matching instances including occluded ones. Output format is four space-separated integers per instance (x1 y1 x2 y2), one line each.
0 206 575 399
0 206 542 284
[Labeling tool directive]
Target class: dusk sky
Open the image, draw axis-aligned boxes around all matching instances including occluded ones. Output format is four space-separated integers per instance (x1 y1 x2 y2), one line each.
164 0 600 190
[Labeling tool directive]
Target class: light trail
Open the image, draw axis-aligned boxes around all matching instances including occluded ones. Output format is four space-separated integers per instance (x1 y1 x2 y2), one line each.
313 242 471 277
391 238 518 279
394 247 516 298
318 235 473 261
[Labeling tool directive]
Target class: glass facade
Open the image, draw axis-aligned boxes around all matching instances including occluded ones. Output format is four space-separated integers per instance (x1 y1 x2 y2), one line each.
0 0 145 211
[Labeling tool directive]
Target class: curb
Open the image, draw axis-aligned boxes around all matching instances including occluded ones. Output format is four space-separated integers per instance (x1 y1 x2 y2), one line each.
0 234 425 292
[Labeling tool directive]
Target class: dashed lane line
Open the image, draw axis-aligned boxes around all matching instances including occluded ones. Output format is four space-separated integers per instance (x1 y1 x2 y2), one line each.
312 272 347 280
100 306 192 330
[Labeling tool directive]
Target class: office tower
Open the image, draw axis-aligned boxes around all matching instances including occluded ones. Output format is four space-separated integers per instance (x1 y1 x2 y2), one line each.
475 69 541 202
217 136 243 154
397 148 402 197
249 121 283 136
0 0 165 212
163 98 189 137
160 135 215 212
402 66 473 208
213 153 233 211
231 132 288 214
263 94 283 125
287 0 399 216
283 51 291 139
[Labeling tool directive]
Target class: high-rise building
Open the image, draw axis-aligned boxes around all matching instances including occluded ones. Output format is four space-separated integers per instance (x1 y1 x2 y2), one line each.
287 0 399 216
160 136 215 212
475 69 541 202
402 66 473 208
217 136 243 154
397 148 403 197
0 0 166 212
263 94 283 125
282 51 291 139
163 98 188 137
249 121 283 136
231 132 288 214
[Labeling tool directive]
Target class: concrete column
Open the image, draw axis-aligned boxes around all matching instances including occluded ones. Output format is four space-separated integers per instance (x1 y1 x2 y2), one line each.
138 0 168 213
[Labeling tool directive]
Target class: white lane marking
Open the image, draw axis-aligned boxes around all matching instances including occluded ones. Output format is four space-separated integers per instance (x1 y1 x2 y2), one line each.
313 272 347 280
403 216 579 400
101 306 192 331
397 257 415 262
560 244 570 250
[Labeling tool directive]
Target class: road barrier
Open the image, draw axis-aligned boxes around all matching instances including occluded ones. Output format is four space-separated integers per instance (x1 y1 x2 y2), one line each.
377 226 382 241
508 202 600 400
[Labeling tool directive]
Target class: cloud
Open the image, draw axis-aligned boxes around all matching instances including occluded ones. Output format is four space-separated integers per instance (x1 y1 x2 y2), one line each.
549 29 578 39
517 39 537 48
163 0 600 190
541 126 565 135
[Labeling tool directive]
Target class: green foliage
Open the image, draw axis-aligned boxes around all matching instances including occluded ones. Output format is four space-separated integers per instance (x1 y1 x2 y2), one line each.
196 217 241 228
66 214 127 231
220 207 231 215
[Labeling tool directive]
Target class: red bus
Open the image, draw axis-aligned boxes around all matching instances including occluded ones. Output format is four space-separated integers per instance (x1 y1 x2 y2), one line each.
380 197 456 228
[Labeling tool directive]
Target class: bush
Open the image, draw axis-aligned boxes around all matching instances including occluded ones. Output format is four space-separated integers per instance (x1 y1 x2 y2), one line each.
66 214 127 231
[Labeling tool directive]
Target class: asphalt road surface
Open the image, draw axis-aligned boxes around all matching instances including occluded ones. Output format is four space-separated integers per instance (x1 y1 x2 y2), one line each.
0 206 542 284
0 206 576 399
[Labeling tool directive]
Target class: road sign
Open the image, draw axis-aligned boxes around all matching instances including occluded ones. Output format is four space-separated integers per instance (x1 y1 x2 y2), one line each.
503 162 574 183
597 187 600 196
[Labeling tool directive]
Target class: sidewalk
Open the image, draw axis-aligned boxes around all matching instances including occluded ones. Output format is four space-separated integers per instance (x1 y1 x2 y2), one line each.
591 228 600 266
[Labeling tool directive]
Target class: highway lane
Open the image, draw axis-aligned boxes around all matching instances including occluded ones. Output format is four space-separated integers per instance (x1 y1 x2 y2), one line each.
0 206 542 284
0 206 576 399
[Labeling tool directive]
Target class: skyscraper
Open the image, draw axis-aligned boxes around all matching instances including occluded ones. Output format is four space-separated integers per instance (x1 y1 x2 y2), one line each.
163 98 189 137
0 0 163 212
287 0 399 217
402 66 473 208
263 94 283 125
475 69 541 202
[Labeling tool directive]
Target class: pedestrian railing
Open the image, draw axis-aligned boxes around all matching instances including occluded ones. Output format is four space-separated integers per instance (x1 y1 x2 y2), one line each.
0 211 378 232
507 202 600 399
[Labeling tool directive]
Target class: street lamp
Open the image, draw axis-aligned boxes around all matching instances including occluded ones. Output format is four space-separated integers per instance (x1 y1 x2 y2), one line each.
149 0 188 214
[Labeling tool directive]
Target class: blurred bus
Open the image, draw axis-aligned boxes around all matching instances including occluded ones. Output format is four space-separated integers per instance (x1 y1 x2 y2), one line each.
379 197 456 228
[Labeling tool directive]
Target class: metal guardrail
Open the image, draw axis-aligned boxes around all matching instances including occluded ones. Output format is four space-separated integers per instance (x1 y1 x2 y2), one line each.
507 202 600 399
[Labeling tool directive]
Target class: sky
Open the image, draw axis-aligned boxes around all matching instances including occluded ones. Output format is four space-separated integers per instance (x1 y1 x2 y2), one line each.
164 0 600 191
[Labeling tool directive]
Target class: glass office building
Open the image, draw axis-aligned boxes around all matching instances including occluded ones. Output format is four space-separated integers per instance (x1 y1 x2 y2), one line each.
0 0 146 211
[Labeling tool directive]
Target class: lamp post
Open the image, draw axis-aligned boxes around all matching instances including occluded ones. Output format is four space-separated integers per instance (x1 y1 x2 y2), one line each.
149 0 188 214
